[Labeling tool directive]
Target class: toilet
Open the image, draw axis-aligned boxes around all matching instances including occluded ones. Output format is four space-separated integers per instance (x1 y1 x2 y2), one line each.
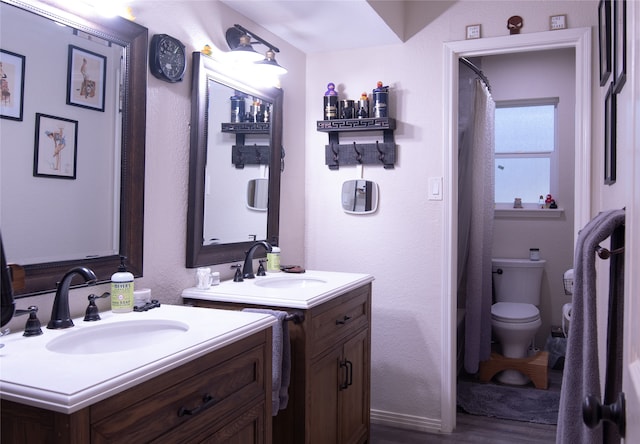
491 258 546 385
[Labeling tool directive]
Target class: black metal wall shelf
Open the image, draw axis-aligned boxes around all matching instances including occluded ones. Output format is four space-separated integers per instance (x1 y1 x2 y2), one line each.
222 122 271 168
221 122 270 134
316 117 396 170
232 145 270 169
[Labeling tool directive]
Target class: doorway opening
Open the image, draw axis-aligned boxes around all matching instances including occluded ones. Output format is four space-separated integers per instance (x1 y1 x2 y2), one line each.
441 28 592 433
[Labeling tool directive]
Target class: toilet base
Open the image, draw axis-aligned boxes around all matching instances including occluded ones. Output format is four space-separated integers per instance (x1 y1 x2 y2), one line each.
478 351 549 389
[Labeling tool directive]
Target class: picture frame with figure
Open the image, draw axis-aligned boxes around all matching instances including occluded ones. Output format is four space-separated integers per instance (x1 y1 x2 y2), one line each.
66 45 106 111
33 113 78 179
612 0 626 93
598 0 612 86
0 49 26 121
603 84 616 185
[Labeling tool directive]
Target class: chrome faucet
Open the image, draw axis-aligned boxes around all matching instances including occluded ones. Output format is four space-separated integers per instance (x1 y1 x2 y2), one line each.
47 267 97 329
242 241 272 279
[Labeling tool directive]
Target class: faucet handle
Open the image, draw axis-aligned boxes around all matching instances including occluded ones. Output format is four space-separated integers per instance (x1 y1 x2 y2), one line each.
14 306 43 337
231 264 244 282
84 292 109 322
257 260 267 276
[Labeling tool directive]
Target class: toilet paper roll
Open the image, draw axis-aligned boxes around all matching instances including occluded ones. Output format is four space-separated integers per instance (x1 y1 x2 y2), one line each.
562 302 572 337
134 288 151 306
562 303 572 321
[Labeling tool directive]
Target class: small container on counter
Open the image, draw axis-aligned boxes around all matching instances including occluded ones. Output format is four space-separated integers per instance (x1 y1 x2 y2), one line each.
267 246 281 272
111 257 134 313
529 248 541 261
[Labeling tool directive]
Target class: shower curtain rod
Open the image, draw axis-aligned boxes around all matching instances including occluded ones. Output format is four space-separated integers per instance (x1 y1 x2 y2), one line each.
460 57 491 92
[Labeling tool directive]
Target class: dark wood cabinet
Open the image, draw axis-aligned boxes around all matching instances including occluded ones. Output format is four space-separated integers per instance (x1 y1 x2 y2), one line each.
1 330 272 443
184 282 372 444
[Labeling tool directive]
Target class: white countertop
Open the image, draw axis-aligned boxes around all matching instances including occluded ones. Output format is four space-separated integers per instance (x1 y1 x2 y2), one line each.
182 270 374 309
0 304 276 414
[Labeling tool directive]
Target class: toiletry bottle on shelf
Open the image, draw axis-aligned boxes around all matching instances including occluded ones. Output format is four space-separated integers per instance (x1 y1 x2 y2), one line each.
372 81 389 118
324 82 338 120
357 92 369 118
111 256 134 313
267 246 281 273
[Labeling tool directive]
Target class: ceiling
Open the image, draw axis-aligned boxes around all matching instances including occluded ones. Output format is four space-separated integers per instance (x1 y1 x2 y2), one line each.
220 0 454 54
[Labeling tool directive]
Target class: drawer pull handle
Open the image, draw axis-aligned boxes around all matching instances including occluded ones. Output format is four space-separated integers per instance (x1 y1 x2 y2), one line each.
177 394 216 417
339 359 354 390
339 360 349 390
336 315 352 325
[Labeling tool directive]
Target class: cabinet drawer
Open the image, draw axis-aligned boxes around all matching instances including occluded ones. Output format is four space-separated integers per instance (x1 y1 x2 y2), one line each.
311 286 370 357
91 336 268 442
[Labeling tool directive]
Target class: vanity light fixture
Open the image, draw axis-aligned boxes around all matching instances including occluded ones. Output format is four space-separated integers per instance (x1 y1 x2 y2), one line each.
255 49 288 76
225 24 287 75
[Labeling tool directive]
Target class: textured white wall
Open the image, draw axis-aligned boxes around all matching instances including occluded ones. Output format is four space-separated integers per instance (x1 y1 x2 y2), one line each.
304 0 597 427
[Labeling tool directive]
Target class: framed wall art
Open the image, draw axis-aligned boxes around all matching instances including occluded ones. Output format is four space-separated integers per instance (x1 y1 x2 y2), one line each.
466 24 481 40
66 45 106 111
604 84 616 185
33 113 78 179
612 0 626 93
550 14 567 30
0 49 26 121
598 0 612 86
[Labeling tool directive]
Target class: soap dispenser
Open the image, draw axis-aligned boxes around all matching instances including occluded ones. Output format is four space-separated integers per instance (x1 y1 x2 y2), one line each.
111 256 134 313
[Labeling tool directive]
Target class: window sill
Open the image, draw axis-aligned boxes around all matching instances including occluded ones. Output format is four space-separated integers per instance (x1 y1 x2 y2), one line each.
495 207 564 219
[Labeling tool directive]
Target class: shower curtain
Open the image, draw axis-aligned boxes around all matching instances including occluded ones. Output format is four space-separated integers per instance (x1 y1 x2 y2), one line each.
458 78 495 374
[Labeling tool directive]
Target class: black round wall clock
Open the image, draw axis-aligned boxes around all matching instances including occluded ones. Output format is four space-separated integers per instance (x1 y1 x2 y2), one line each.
149 34 187 83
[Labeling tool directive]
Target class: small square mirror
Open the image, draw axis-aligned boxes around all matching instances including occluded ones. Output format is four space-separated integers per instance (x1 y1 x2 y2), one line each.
341 180 379 214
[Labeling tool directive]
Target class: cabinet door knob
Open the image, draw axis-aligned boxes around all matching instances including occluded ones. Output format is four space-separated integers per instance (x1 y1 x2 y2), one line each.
336 315 352 325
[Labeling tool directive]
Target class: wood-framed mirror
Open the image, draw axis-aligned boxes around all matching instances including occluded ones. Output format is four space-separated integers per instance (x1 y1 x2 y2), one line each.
187 52 282 267
0 0 147 297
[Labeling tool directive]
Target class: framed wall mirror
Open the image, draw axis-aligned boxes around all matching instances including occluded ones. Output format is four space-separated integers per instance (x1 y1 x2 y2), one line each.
0 0 147 297
187 52 283 267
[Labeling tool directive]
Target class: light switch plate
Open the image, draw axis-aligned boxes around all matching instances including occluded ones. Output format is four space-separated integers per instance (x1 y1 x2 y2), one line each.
428 177 443 200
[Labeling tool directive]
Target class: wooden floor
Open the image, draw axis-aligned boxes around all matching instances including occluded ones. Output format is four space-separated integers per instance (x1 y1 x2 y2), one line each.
370 413 557 443
371 361 563 443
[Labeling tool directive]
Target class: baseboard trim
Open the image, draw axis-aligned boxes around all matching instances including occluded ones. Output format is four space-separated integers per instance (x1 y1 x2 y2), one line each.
370 409 446 434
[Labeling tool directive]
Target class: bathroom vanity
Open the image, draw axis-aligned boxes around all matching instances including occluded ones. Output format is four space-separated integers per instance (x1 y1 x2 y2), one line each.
0 305 275 443
182 270 374 444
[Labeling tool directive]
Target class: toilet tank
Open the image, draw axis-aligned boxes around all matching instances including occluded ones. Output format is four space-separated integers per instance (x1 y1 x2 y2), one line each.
492 258 546 305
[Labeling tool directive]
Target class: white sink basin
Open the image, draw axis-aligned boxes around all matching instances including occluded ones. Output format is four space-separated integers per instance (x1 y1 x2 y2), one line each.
254 276 326 288
46 319 189 355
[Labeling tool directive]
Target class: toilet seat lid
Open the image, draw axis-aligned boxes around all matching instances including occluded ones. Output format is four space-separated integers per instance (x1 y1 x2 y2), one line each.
491 302 540 323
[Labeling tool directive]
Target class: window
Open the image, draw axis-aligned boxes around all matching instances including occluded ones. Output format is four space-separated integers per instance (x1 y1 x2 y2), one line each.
494 99 558 205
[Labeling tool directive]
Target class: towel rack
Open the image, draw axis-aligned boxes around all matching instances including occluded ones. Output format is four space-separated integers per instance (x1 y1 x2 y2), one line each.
285 312 304 324
595 245 625 260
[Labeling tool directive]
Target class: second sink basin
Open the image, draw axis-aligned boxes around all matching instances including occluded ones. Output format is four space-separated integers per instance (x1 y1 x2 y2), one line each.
46 319 189 355
253 276 327 289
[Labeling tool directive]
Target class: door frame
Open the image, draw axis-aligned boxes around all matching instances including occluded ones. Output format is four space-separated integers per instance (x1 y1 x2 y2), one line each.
440 28 592 432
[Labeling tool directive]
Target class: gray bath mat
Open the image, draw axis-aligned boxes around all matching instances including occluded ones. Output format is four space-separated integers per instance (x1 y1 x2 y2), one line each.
457 379 560 425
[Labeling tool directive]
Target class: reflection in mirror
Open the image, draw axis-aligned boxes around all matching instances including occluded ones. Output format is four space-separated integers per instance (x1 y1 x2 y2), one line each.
247 178 269 212
203 80 270 244
0 0 147 297
187 52 282 267
342 180 379 214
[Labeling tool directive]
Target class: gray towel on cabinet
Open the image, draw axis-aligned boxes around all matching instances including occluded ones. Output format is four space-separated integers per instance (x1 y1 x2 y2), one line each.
242 308 291 415
556 209 625 444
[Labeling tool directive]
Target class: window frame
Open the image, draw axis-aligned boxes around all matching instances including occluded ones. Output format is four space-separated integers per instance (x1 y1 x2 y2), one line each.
494 97 559 207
